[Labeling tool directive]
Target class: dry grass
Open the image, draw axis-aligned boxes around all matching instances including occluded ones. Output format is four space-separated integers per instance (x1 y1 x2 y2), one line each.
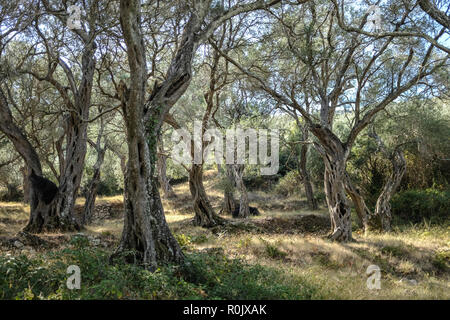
1 171 449 299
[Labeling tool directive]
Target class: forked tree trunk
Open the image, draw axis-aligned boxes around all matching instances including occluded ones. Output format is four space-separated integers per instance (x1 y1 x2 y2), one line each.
114 119 184 270
369 149 406 231
117 0 274 266
190 163 224 227
1 87 80 233
114 0 185 269
21 23 96 232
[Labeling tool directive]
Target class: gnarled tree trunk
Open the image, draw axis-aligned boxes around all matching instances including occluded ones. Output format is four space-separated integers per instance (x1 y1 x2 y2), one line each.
115 123 183 270
113 0 185 269
190 163 223 227
323 156 352 241
221 164 237 215
344 174 370 232
0 87 80 233
157 141 176 199
368 130 407 231
233 164 250 218
313 126 353 242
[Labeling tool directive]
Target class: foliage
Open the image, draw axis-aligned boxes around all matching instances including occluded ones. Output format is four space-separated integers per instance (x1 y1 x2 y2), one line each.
391 188 450 224
274 171 302 197
0 247 320 300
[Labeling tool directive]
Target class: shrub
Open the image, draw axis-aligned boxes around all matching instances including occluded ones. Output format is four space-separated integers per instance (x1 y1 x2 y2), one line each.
274 171 301 196
175 233 191 249
181 251 319 299
432 250 449 273
264 242 287 260
0 248 322 300
391 188 450 224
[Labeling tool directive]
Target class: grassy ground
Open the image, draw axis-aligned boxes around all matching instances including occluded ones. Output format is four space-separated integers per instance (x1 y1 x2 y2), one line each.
0 171 449 299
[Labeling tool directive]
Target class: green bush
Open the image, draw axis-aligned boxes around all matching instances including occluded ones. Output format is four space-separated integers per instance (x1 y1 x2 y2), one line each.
0 247 322 300
391 188 450 224
274 171 301 196
181 251 320 299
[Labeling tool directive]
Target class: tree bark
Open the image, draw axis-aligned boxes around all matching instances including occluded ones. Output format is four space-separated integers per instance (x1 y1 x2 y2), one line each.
232 164 250 218
157 139 176 199
82 140 107 224
221 164 237 215
368 130 406 231
190 163 224 227
312 126 352 242
418 0 450 29
113 0 185 269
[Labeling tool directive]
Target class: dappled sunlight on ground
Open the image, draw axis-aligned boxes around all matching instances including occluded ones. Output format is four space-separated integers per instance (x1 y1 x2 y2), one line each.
0 170 449 299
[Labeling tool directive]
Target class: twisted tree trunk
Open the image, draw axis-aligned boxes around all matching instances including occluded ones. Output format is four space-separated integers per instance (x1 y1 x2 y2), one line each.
115 121 183 269
0 87 80 232
157 143 176 199
233 164 250 218
313 126 352 242
221 164 237 215
368 130 406 231
323 156 352 241
190 163 224 227
113 0 186 269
